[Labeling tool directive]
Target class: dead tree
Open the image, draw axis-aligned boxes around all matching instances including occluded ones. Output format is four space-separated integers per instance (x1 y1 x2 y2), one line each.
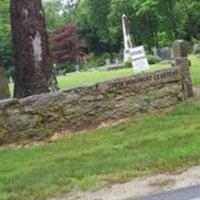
10 0 54 98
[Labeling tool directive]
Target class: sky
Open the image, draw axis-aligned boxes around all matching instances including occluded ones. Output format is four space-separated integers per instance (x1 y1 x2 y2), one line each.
43 0 78 13
43 0 77 5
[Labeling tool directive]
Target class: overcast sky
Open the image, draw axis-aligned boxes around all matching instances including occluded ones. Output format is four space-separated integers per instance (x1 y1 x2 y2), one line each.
43 0 76 4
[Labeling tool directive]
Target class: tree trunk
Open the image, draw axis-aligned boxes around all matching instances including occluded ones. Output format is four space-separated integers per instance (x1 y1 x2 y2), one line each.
10 0 53 98
0 56 10 100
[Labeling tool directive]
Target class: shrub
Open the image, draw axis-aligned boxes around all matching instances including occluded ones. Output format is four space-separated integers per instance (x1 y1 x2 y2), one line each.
124 59 132 68
157 32 172 47
147 55 161 65
6 67 15 78
84 53 112 69
56 61 76 74
85 56 105 69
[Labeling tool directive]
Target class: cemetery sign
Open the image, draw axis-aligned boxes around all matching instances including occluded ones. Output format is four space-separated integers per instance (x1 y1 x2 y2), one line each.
129 46 149 73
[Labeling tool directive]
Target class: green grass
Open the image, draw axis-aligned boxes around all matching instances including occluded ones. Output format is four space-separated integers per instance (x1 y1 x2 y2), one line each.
9 55 200 94
57 62 169 90
9 61 168 96
1 97 200 200
189 55 200 86
3 55 200 199
57 55 200 90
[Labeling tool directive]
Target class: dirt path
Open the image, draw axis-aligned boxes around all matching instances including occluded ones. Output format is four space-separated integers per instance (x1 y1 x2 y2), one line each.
49 165 200 200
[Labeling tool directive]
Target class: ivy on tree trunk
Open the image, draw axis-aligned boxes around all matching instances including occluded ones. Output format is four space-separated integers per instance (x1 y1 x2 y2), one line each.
10 0 53 98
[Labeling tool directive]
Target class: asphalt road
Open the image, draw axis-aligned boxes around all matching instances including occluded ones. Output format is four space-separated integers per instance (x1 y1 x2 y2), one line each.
128 185 200 200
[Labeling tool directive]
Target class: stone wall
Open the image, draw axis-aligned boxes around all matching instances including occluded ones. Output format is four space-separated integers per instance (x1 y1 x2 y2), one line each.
0 67 189 144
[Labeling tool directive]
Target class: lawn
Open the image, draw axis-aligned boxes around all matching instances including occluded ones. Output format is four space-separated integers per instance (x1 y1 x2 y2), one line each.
189 55 200 86
9 55 200 94
58 55 200 90
1 96 200 200
57 61 169 90
2 55 200 200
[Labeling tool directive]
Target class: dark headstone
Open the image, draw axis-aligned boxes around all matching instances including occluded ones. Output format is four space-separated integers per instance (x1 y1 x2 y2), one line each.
153 47 172 60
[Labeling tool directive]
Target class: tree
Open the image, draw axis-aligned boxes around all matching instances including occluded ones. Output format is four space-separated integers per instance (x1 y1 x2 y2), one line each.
109 0 160 50
133 0 160 50
43 0 66 33
0 54 10 100
43 0 79 33
50 23 84 65
10 0 53 98
178 0 200 40
0 0 14 77
76 0 119 58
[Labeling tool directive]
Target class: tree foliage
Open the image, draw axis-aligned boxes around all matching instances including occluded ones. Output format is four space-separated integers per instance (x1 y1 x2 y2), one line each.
1 0 200 76
0 0 14 76
50 23 84 64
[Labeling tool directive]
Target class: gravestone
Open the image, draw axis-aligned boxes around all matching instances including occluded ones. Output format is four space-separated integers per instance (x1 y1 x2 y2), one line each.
115 58 120 64
75 64 80 72
193 44 200 54
172 40 193 99
106 59 111 65
153 47 171 60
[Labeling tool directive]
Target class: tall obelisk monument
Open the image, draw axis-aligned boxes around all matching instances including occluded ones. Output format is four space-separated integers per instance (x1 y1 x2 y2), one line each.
122 14 133 61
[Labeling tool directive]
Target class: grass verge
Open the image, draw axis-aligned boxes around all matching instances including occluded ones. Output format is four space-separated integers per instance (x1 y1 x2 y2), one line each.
1 96 200 200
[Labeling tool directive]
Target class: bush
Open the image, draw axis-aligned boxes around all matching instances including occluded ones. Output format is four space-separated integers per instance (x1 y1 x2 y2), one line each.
84 53 112 69
83 52 123 70
101 53 111 60
124 59 132 68
157 32 172 47
56 61 76 74
6 67 15 78
147 55 161 65
85 56 105 69
113 52 123 61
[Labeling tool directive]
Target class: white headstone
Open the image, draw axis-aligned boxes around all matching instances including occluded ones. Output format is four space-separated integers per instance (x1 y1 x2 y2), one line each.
75 64 80 72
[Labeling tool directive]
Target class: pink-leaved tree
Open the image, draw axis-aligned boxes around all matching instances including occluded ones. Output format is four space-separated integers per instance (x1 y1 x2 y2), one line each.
50 23 84 66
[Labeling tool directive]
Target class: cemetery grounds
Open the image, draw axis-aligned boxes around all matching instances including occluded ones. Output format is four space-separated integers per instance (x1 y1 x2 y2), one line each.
1 55 200 200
